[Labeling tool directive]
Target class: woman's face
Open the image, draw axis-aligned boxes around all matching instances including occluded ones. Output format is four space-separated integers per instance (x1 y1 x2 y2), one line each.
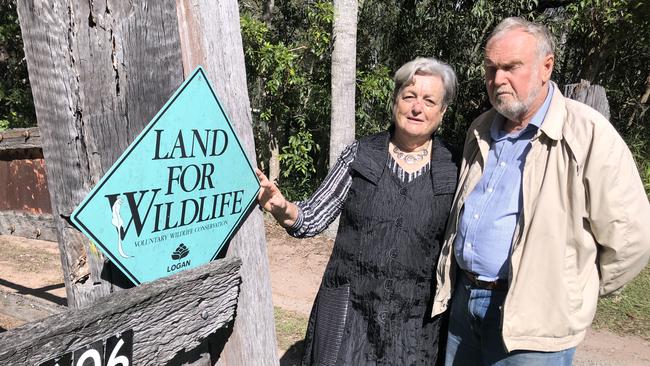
394 74 447 142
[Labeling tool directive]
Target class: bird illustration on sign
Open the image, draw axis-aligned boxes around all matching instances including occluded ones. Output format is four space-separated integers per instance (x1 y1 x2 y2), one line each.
111 197 131 258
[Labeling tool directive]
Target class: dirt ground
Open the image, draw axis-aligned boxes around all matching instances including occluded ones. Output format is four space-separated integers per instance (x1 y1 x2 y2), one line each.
1 222 649 365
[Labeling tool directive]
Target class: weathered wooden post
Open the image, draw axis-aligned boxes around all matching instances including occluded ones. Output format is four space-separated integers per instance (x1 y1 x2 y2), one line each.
16 0 277 364
16 0 185 307
564 79 610 119
175 1 278 364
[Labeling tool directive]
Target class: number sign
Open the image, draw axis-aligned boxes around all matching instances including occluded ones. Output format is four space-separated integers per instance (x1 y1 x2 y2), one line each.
40 330 133 366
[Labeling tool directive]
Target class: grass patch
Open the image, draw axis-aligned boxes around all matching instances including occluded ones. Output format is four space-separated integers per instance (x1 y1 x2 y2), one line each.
274 306 308 351
592 264 650 340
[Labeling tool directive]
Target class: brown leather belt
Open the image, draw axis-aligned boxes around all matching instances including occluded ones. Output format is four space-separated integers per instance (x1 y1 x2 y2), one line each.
462 270 508 291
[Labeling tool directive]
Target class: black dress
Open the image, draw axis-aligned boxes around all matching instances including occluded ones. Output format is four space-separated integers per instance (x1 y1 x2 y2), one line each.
301 131 459 365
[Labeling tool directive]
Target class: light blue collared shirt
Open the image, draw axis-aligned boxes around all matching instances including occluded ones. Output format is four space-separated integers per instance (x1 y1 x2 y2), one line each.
454 85 554 281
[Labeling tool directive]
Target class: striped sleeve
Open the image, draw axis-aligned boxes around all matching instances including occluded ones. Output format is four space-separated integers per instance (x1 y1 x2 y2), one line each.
287 141 359 238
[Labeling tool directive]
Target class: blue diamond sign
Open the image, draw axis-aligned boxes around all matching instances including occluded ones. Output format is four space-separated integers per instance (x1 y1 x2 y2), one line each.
71 67 260 285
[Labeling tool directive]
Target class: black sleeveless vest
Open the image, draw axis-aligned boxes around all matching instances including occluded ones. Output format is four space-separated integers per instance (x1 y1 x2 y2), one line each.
302 130 459 366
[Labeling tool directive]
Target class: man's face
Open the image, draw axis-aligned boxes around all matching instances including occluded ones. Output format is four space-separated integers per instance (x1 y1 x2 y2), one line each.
484 29 553 122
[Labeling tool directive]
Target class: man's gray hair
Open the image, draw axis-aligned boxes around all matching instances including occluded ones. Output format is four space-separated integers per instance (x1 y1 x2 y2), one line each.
488 17 555 58
393 57 458 109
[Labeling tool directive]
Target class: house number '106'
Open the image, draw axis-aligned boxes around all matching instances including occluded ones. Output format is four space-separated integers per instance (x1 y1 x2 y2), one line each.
40 330 133 366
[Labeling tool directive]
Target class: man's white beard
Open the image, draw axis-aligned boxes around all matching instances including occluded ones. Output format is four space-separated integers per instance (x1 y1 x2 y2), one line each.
492 70 542 122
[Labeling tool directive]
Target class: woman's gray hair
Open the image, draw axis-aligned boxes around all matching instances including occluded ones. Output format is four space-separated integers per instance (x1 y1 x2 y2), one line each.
487 17 555 59
393 57 458 109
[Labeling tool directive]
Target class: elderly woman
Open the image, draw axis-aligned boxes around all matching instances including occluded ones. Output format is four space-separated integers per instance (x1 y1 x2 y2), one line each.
257 57 459 365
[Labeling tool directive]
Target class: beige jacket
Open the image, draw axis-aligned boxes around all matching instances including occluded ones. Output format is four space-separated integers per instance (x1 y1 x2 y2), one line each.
432 83 650 352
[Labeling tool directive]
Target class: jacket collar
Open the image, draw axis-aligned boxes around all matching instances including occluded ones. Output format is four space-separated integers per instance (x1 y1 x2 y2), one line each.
538 81 566 141
350 130 390 184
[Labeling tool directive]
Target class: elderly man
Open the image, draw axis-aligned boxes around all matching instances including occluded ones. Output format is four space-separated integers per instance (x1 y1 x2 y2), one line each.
433 17 650 365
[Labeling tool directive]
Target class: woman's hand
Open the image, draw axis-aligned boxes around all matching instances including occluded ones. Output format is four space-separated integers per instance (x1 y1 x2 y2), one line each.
255 168 298 228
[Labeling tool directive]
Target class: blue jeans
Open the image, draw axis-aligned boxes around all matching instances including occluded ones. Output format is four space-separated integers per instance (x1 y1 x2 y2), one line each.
445 272 576 366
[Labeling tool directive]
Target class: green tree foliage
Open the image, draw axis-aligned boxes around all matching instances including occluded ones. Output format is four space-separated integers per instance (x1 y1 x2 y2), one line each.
355 65 394 136
0 0 36 130
365 0 648 193
356 0 541 144
551 0 650 196
242 0 649 197
240 1 334 200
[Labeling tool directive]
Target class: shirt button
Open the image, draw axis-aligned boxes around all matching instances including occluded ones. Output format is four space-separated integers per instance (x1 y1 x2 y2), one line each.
377 311 388 324
487 187 494 193
466 241 472 248
395 217 403 228
389 248 399 258
399 187 407 195
499 162 506 167
473 214 479 219
384 279 394 291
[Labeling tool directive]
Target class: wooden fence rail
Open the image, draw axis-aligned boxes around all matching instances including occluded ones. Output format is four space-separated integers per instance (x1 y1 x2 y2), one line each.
0 290 66 325
0 257 241 365
0 127 42 151
0 210 57 241
0 127 56 241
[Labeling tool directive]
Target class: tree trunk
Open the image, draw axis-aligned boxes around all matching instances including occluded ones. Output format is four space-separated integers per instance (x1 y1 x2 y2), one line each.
268 138 281 184
564 80 610 120
16 0 184 308
326 0 358 238
176 0 279 364
329 0 358 165
262 0 280 184
262 0 274 24
631 75 650 127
